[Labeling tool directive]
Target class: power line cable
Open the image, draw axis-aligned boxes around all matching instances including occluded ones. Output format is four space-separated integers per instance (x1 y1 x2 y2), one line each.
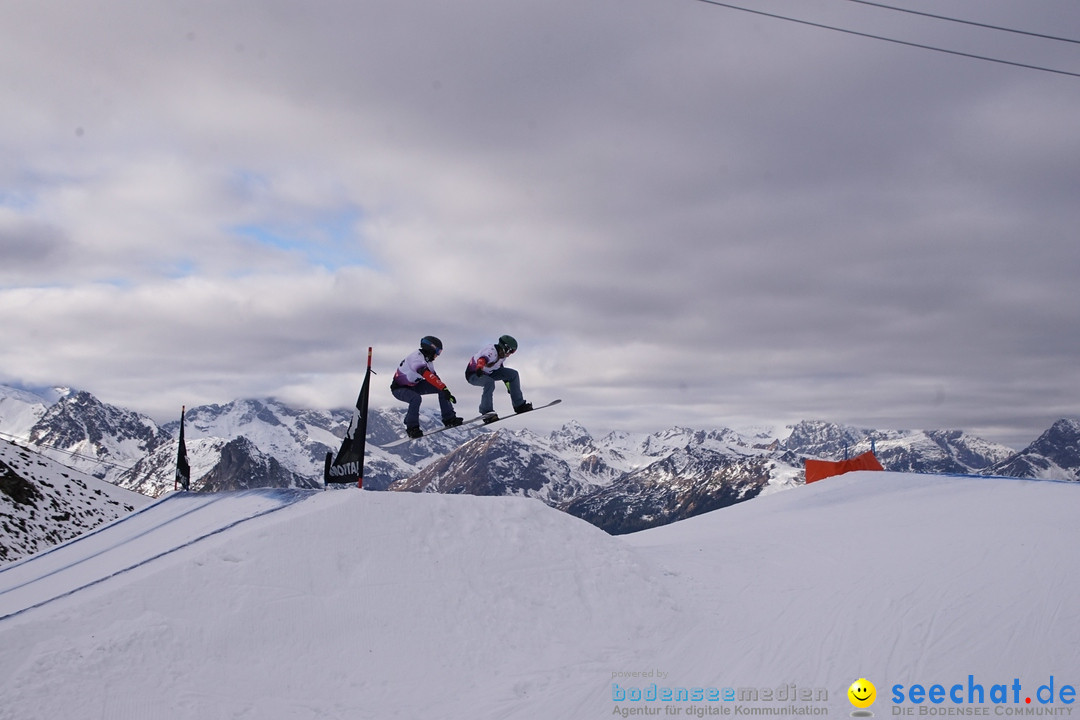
0 430 135 472
839 0 1080 46
692 0 1080 79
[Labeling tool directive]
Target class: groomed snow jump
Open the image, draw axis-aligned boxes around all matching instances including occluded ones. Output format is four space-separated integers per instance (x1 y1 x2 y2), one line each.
0 488 314 621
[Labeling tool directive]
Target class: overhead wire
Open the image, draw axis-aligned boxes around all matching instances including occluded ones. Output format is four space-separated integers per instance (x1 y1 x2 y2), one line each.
839 0 1080 46
691 0 1080 79
0 430 135 472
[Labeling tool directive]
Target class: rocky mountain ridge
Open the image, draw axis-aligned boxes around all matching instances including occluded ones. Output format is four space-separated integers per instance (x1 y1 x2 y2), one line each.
1 385 1077 537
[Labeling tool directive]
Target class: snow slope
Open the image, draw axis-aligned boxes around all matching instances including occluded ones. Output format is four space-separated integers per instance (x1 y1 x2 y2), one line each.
624 472 1080 693
1 472 1077 719
0 437 151 564
0 489 310 619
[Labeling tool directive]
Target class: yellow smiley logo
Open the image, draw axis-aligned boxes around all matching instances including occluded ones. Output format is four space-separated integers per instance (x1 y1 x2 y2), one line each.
848 678 876 709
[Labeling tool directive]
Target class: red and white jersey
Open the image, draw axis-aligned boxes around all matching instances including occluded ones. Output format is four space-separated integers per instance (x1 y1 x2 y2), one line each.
393 350 445 389
467 345 506 375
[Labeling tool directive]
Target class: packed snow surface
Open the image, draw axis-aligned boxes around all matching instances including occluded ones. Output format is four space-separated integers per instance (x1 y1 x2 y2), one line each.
1 471 1077 719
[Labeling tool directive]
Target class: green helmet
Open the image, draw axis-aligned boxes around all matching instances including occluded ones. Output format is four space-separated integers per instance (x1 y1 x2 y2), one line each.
496 334 518 355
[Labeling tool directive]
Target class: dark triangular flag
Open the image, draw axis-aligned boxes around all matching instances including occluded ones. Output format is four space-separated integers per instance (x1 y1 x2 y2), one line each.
325 347 373 488
175 406 191 491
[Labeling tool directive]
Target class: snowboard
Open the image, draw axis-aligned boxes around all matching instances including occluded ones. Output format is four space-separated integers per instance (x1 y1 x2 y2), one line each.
478 399 562 427
379 399 562 447
379 414 491 448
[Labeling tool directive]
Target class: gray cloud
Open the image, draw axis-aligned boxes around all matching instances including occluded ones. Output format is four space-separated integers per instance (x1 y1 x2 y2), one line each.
0 219 68 276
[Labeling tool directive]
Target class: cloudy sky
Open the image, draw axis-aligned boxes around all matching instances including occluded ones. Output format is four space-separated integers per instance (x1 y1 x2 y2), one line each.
2 0 1078 448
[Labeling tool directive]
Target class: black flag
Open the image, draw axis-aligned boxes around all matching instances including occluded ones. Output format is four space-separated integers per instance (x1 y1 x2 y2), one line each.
325 347 373 488
175 406 191 491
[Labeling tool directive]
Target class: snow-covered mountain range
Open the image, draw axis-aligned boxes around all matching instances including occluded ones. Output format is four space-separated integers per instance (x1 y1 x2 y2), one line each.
2 384 1078 540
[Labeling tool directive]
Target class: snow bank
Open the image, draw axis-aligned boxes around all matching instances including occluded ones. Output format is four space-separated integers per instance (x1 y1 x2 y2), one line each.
626 472 1080 701
1 472 1078 719
0 490 676 719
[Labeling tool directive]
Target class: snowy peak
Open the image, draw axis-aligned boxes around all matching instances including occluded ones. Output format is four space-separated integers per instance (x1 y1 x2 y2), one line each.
616 425 769 467
183 398 286 432
990 418 1080 480
0 386 50 439
174 398 345 477
641 426 702 454
6 390 352 497
563 448 773 534
28 391 169 480
118 435 321 497
1027 418 1080 462
781 420 864 457
780 419 1014 475
391 429 582 504
198 436 315 493
548 420 594 451
391 422 786 534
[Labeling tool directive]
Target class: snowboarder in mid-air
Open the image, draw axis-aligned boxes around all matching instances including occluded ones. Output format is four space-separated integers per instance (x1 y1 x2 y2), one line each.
391 336 463 438
465 334 532 423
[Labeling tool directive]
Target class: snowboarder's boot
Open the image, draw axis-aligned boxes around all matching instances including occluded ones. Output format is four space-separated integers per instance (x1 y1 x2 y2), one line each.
482 413 500 424
443 416 464 428
513 402 533 414
406 426 423 439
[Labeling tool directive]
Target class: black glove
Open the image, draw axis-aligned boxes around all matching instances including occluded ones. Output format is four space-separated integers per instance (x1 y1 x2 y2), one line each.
440 388 457 404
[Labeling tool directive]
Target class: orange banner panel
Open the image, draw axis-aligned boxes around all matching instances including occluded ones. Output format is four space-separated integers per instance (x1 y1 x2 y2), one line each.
804 451 884 484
